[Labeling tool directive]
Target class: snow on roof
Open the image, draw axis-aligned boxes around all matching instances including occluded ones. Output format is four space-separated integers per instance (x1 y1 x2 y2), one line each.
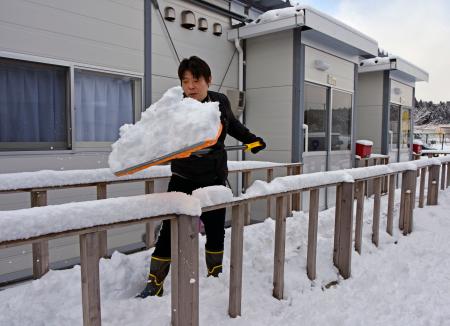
359 55 429 82
230 4 378 56
0 193 201 243
108 86 221 174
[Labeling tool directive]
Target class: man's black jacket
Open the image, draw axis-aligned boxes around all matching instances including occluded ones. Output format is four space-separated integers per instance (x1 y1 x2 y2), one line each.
171 91 258 184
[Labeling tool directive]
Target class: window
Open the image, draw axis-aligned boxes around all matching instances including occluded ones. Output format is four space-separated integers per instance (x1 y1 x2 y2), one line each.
401 108 411 149
304 83 327 151
389 104 400 150
75 70 139 143
331 90 352 151
0 58 68 151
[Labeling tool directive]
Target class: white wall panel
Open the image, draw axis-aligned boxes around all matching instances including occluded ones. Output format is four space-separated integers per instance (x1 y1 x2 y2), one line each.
0 0 144 72
390 79 413 107
305 46 354 92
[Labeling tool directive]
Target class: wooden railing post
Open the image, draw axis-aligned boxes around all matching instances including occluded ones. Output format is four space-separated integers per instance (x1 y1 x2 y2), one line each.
307 189 319 280
31 190 49 279
96 183 108 258
242 171 252 225
400 170 417 234
285 167 292 216
382 157 390 194
171 215 199 326
427 165 440 206
333 182 354 279
145 180 156 248
447 163 450 188
266 169 274 218
354 181 365 254
441 163 447 190
386 175 396 236
80 231 101 326
418 168 426 208
273 195 287 299
229 204 244 318
292 165 302 212
372 178 381 247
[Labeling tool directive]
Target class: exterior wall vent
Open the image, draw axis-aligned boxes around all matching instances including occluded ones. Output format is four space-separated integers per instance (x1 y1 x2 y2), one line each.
198 18 208 31
181 10 196 29
213 23 222 36
164 7 175 21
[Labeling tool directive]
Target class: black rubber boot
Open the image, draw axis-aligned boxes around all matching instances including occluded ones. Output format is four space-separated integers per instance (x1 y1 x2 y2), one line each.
136 256 171 298
205 249 223 277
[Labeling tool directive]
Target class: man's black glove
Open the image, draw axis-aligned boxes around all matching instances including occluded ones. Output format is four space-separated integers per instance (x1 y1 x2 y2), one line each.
251 137 266 154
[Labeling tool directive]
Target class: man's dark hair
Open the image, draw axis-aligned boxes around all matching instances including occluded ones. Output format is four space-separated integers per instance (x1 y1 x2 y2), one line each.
178 56 211 82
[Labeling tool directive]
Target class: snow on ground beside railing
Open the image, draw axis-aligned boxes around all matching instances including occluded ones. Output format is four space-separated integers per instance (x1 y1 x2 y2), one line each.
0 193 200 242
2 180 450 325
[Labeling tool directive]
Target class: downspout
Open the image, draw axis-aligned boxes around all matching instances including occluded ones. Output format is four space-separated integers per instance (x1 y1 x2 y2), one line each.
234 37 244 193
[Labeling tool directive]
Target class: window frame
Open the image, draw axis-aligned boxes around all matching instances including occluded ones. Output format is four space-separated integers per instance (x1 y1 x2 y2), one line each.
73 68 143 151
0 57 71 152
0 51 143 154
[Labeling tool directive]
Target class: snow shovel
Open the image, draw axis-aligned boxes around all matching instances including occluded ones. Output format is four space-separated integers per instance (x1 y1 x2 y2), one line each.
113 137 262 177
192 140 263 155
113 124 223 177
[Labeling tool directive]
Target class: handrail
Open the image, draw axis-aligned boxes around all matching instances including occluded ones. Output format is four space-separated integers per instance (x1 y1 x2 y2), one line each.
1 157 450 325
0 161 302 193
0 161 303 281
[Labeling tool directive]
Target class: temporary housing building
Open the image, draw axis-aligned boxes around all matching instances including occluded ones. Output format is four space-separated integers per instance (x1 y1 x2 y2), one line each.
357 56 429 162
227 6 378 207
0 0 288 283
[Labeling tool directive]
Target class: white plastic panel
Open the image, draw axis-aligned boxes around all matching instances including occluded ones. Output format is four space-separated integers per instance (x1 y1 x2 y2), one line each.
304 46 354 92
390 79 413 107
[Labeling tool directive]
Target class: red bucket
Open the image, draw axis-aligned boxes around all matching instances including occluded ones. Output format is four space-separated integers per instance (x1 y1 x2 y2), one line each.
355 141 372 158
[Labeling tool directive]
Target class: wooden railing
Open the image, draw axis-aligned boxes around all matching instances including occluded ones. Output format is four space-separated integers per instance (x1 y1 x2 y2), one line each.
1 157 449 325
0 162 302 280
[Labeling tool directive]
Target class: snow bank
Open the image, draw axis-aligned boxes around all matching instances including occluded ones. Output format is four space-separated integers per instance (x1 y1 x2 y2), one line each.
0 193 201 242
108 87 221 173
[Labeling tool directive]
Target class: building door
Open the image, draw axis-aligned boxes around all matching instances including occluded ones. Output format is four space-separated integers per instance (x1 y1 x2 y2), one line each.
302 83 353 208
389 104 411 162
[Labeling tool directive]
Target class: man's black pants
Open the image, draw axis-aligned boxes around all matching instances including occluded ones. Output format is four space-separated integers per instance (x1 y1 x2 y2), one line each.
152 174 226 258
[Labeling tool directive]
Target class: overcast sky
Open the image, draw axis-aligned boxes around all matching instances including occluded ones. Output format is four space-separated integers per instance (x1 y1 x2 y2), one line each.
289 0 449 102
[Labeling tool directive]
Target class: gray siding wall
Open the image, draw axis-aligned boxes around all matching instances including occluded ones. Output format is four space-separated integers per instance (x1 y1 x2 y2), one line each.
356 72 384 153
245 30 294 164
151 0 239 102
0 0 144 73
0 0 242 280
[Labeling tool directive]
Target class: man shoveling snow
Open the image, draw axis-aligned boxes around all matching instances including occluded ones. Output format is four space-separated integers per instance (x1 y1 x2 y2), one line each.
122 56 266 298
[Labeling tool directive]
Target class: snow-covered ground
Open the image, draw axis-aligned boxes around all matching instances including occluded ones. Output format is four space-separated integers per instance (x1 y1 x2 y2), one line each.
1 187 450 325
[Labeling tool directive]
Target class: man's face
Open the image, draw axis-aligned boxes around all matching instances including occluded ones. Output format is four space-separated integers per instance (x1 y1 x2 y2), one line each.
181 70 210 101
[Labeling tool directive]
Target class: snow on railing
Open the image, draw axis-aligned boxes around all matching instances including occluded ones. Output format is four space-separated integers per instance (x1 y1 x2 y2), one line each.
2 157 450 325
0 161 303 281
